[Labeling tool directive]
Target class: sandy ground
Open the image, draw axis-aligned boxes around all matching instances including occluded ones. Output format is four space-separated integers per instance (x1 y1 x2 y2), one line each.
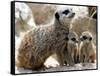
15 63 97 74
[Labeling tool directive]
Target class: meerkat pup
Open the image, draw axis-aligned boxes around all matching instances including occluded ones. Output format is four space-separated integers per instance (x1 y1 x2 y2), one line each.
63 31 79 66
79 31 96 63
16 7 75 70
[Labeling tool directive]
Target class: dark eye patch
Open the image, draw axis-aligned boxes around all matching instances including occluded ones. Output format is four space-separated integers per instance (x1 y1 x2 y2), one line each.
62 10 69 15
71 38 76 41
83 36 87 40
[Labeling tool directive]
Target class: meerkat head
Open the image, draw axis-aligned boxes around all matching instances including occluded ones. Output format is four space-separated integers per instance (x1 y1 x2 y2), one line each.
80 31 93 43
66 31 78 44
55 8 75 29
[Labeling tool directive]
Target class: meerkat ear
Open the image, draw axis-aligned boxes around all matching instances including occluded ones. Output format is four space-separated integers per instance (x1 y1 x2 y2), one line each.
89 37 92 41
65 37 69 41
55 12 59 20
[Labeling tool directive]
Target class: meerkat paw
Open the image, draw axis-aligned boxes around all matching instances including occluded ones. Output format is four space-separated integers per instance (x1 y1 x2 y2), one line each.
44 55 60 68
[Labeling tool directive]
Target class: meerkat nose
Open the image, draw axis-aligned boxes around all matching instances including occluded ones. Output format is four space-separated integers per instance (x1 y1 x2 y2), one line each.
75 40 79 43
72 13 75 17
69 12 75 18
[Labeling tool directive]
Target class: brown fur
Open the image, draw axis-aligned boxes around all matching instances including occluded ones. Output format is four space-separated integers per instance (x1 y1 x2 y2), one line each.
15 15 74 70
79 31 96 63
63 31 79 65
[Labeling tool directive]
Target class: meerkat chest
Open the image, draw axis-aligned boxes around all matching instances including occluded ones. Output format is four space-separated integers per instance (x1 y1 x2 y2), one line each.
68 43 77 51
81 43 93 54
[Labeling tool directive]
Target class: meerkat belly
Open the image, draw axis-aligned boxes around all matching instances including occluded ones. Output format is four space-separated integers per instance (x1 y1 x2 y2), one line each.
16 27 66 69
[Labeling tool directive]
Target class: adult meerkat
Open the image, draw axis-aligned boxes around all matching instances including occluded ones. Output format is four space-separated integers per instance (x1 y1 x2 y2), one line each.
63 31 79 66
79 31 96 63
16 8 75 70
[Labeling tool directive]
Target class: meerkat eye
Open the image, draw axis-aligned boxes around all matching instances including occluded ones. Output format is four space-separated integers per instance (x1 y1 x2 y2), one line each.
82 36 87 40
89 37 92 41
65 37 69 41
71 38 76 41
62 10 69 15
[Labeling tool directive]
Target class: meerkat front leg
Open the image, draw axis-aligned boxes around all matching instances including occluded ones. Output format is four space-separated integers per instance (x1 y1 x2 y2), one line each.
44 53 60 68
56 51 64 66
